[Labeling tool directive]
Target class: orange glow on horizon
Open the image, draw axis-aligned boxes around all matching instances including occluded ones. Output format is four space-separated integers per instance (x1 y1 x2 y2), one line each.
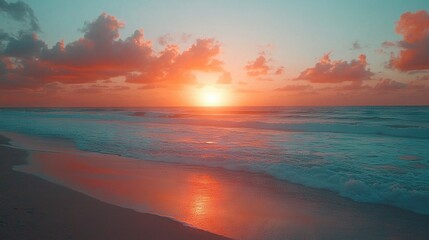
197 86 229 107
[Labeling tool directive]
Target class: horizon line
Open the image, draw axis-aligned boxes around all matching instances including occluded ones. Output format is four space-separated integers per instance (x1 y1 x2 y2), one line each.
1 105 429 108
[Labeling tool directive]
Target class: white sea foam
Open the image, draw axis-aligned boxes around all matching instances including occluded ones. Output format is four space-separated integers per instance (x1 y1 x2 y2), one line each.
0 106 428 214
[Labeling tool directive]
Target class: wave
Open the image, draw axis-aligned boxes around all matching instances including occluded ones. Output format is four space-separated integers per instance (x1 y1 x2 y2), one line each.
1 107 428 215
128 114 429 139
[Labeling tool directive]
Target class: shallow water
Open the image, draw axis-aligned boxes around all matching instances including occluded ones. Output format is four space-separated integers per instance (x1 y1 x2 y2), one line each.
12 141 429 240
1 106 428 214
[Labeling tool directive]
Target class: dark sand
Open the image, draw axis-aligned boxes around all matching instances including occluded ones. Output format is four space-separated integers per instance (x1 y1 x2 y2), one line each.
0 135 232 240
2 133 429 240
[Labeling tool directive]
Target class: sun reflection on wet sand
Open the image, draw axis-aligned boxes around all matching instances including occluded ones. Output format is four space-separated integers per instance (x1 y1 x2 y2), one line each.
185 174 220 228
17 150 429 240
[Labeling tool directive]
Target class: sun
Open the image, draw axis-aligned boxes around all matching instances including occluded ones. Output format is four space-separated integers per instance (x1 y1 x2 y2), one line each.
204 92 220 106
199 87 225 106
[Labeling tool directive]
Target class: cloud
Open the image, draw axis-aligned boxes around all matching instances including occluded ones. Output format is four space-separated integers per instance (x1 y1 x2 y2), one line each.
41 14 151 70
274 66 284 75
275 84 311 91
0 0 40 31
244 55 270 77
389 10 429 71
323 78 428 93
158 33 192 46
416 74 429 81
244 53 284 78
0 13 226 89
73 84 130 94
3 32 46 57
296 53 373 83
373 79 407 91
158 34 172 46
125 38 224 86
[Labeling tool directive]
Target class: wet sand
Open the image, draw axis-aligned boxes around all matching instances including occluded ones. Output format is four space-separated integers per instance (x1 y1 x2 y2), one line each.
0 135 231 240
2 133 429 240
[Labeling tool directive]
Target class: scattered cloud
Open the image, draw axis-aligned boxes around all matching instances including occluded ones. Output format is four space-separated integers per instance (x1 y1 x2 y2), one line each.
244 52 284 78
296 53 373 83
274 66 284 75
244 55 270 77
389 10 429 71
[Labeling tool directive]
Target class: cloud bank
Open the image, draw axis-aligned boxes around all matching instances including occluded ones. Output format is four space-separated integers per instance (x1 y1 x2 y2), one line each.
0 13 227 89
296 53 373 83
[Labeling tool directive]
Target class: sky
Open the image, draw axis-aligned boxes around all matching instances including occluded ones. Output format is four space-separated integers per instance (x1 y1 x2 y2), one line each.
0 0 428 107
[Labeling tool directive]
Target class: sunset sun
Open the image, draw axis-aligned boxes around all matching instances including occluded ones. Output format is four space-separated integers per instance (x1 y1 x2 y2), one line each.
203 92 220 106
199 87 226 106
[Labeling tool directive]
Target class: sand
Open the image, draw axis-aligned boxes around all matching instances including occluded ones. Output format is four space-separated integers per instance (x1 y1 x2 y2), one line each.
0 135 232 240
2 133 429 240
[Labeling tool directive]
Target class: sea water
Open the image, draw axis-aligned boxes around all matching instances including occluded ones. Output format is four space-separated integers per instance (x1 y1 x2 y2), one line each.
0 106 428 214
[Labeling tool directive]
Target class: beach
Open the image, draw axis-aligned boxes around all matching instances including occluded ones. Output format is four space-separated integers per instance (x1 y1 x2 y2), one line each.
0 135 232 240
1 0 429 238
1 132 429 240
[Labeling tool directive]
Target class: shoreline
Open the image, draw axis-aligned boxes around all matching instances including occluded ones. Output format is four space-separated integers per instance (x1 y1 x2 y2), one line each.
2 133 429 239
0 135 232 240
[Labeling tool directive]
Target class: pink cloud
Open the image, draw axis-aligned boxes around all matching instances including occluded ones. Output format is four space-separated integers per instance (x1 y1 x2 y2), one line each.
296 53 373 83
321 78 428 93
126 38 224 86
389 10 429 71
158 34 172 46
274 66 285 75
373 79 407 91
158 33 192 46
0 13 226 89
275 84 311 92
244 55 270 77
244 53 284 78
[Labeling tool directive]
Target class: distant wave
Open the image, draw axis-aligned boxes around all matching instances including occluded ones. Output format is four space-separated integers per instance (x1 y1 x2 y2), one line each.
1 107 428 215
129 114 429 139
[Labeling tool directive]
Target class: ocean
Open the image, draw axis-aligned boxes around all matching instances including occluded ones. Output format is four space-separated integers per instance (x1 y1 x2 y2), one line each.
0 106 428 215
